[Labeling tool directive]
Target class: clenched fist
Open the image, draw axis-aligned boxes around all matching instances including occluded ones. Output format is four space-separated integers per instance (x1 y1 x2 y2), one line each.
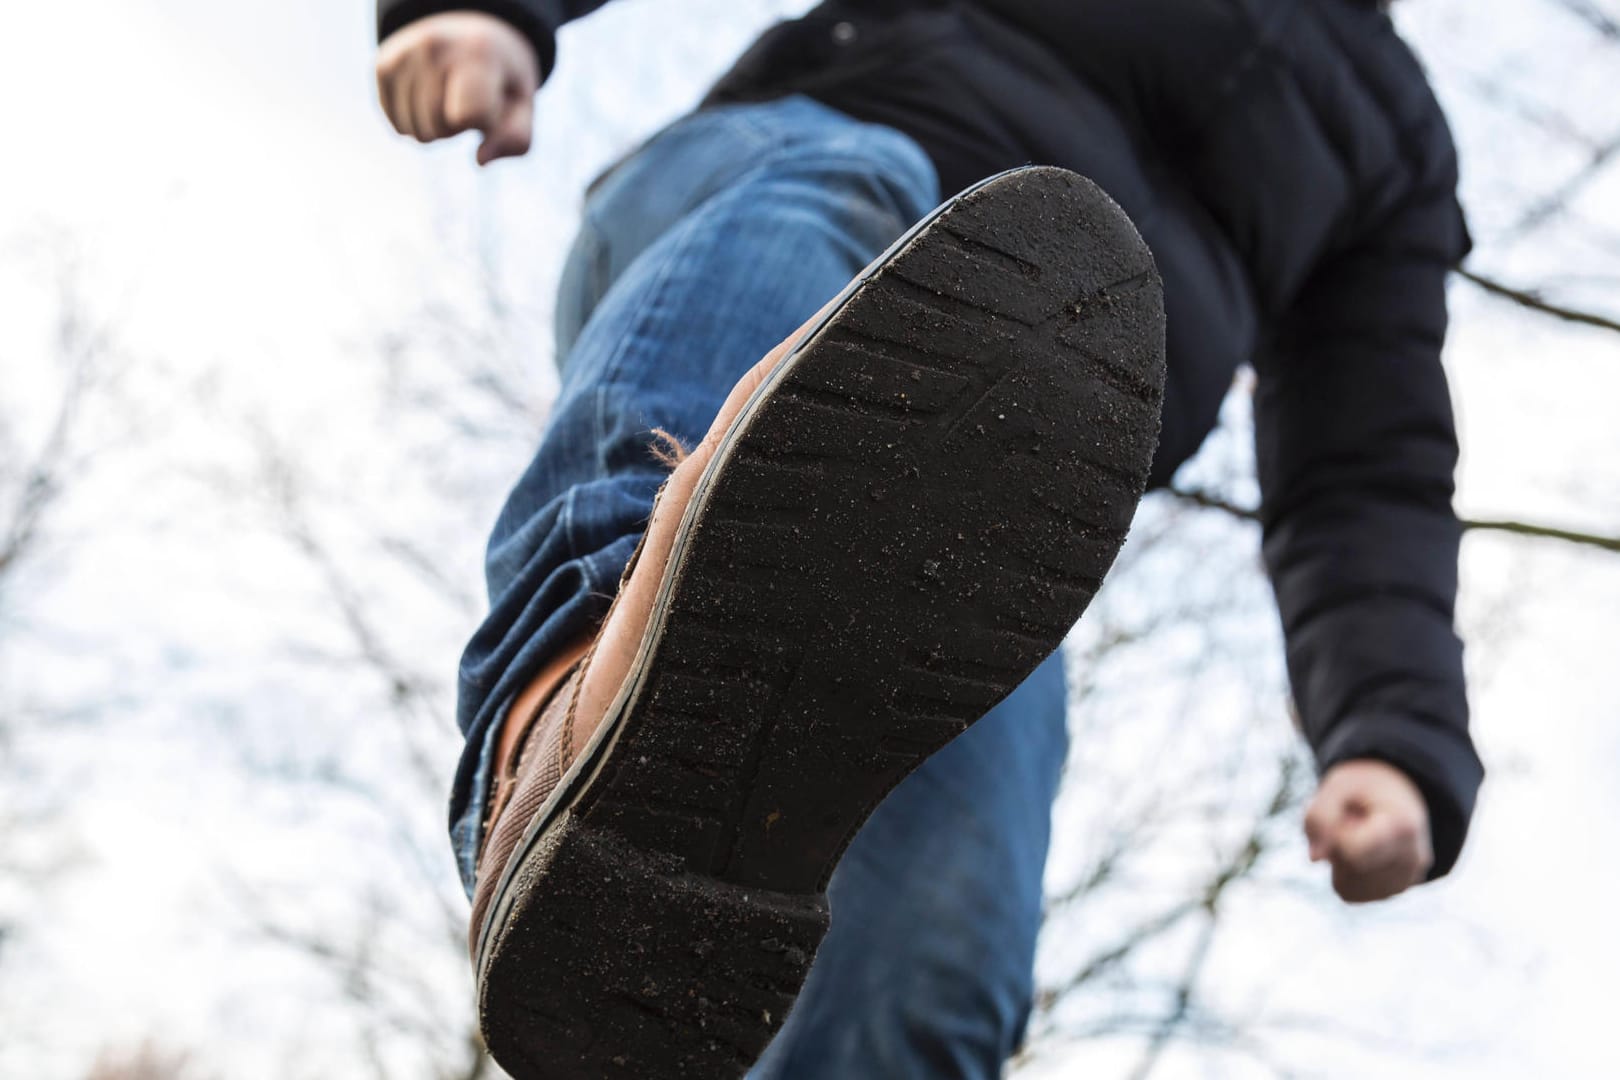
376 12 541 165
1305 759 1433 903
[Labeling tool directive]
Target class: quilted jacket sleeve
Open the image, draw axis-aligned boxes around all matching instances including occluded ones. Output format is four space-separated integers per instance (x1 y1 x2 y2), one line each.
1254 184 1483 879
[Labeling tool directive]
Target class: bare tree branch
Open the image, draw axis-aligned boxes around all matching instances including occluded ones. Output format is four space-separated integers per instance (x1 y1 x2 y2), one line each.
1025 756 1305 1076
1169 488 1620 555
0 278 107 589
1459 267 1620 335
1124 912 1220 1080
1124 765 1295 1080
1547 0 1620 40
1036 897 1207 1011
1462 515 1620 553
1503 130 1620 240
1463 73 1602 151
212 426 495 1080
1167 488 1261 523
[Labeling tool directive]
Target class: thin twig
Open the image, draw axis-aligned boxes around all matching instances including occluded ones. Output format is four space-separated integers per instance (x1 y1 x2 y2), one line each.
1458 268 1620 335
1502 133 1620 239
1463 515 1620 553
1125 912 1221 1080
1168 488 1620 555
1547 0 1620 40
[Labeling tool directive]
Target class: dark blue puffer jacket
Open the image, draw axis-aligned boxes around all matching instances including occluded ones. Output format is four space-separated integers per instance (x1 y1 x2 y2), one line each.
379 0 1483 877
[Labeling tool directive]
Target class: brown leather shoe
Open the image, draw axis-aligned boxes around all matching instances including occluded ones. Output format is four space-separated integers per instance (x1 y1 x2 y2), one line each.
467 635 593 960
471 166 1165 1080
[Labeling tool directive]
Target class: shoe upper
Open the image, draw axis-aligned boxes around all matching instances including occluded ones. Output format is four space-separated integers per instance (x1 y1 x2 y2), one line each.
469 646 591 962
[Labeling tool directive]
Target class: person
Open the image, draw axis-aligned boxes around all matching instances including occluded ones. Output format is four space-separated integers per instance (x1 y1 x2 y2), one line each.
373 1 1484 1077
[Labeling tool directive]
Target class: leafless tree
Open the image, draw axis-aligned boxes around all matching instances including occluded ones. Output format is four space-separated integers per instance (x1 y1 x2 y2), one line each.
178 256 536 1080
0 248 131 983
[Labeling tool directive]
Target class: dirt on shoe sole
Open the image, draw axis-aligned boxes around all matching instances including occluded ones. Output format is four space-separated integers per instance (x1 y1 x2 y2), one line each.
477 165 1167 1079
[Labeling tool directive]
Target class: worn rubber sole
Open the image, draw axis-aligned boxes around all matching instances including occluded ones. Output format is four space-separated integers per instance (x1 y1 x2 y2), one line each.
477 166 1166 1079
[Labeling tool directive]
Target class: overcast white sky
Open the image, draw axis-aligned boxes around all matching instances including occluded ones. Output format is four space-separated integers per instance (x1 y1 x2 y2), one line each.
3 1 1619 1077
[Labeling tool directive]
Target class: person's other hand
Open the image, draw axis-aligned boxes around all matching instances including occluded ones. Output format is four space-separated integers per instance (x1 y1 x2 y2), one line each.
376 12 540 165
1305 759 1433 903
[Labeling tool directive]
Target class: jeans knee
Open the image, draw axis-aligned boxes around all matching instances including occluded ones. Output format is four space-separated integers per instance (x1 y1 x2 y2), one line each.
826 122 941 225
557 103 939 366
771 124 940 249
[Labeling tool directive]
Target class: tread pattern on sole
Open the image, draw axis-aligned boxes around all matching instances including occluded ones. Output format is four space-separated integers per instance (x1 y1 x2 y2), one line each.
483 816 826 1078
479 167 1167 1080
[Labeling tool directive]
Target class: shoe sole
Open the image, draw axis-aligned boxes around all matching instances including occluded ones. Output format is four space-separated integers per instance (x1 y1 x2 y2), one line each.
477 166 1165 1078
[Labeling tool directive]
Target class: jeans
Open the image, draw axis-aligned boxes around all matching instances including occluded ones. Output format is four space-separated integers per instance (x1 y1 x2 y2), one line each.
453 95 1071 1078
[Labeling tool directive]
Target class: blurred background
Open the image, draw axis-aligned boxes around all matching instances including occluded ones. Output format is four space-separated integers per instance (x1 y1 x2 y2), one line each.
3 1 1618 1077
